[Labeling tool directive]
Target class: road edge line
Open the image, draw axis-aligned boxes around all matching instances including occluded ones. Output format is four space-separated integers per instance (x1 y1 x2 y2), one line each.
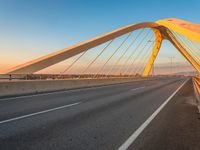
118 78 189 150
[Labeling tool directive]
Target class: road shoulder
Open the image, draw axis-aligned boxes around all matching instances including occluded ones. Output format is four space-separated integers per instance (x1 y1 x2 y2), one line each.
129 79 200 150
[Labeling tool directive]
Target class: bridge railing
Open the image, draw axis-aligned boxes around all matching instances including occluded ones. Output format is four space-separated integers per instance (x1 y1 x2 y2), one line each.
193 76 200 112
0 73 185 81
0 74 148 81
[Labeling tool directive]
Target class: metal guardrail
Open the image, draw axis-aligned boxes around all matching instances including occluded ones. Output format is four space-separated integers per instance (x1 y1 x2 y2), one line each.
0 74 174 81
192 76 200 112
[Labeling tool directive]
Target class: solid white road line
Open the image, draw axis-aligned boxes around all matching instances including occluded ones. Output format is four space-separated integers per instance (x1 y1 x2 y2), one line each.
0 102 81 124
130 86 145 91
118 79 189 150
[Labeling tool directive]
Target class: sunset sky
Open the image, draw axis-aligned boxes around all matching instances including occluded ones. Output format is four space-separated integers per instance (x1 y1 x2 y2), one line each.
0 0 199 74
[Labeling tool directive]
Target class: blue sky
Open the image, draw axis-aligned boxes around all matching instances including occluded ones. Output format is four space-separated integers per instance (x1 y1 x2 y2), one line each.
0 0 199 73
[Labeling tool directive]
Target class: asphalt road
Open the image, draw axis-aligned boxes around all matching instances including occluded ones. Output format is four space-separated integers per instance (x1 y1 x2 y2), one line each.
0 77 190 150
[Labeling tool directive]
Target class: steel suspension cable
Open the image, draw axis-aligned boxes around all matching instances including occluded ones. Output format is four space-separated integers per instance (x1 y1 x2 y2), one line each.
124 32 154 75
94 32 132 78
187 40 200 53
128 35 154 76
134 42 154 74
188 40 200 52
107 29 144 76
182 37 200 55
172 31 200 62
117 29 150 75
137 42 154 75
173 32 200 63
81 40 114 75
178 34 200 59
61 50 88 74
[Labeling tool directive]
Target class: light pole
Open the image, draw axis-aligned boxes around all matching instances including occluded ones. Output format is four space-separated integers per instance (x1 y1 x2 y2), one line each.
152 63 155 76
148 40 155 76
169 56 175 75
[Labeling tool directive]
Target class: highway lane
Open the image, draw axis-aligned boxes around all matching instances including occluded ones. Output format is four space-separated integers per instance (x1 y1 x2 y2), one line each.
0 77 174 120
0 77 187 150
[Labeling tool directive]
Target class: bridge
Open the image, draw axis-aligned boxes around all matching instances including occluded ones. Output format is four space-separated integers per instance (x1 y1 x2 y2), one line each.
0 18 200 150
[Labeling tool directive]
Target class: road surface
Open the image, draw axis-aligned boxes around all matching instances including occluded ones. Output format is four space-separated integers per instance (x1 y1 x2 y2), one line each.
0 77 198 150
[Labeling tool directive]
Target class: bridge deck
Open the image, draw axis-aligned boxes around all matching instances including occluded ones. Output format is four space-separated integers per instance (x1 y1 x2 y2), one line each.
0 77 199 150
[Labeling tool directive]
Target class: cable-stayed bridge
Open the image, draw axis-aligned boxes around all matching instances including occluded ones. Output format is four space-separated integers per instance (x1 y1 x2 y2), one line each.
0 18 199 150
1 18 199 76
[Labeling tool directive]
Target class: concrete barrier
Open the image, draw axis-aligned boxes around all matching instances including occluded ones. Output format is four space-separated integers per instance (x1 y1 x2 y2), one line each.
0 77 148 98
192 76 200 112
